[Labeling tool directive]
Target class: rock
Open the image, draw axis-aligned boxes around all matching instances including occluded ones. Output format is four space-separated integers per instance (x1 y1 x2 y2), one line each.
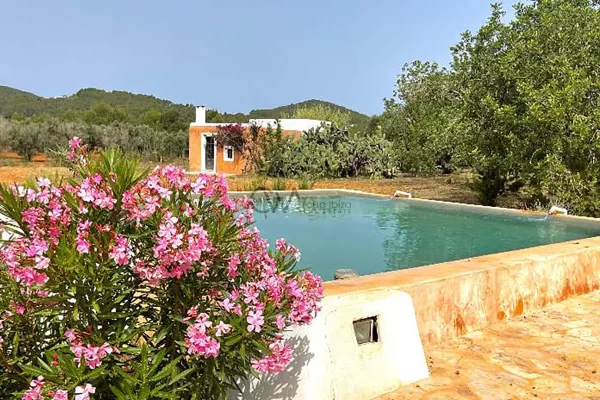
334 269 359 280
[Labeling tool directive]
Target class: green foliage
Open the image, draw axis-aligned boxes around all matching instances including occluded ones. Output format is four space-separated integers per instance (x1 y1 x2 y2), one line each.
260 124 398 179
452 0 600 213
0 86 367 131
285 103 353 128
243 176 268 191
82 103 129 126
249 99 368 125
272 178 286 191
7 122 46 161
381 61 464 174
0 117 188 162
297 176 314 190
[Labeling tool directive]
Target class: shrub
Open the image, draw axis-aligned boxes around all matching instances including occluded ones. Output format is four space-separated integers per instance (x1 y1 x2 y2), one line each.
271 178 286 191
297 177 314 190
0 138 323 399
260 125 399 180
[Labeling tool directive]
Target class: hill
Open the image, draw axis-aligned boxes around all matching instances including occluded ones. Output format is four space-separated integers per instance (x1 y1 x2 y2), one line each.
0 86 194 121
0 86 368 126
249 99 369 124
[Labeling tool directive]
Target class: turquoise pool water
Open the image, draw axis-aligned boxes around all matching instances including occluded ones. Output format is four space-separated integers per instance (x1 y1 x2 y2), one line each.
251 195 600 281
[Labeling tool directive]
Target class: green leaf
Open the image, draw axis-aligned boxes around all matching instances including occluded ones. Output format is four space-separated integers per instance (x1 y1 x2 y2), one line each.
168 367 196 386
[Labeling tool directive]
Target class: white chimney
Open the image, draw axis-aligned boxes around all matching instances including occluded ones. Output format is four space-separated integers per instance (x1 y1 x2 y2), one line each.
195 105 206 124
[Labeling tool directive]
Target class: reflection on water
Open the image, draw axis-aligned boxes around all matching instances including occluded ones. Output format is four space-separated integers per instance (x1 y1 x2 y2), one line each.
251 196 600 281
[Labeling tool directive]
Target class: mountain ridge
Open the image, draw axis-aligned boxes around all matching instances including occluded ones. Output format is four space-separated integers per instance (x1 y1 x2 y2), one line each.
0 85 368 125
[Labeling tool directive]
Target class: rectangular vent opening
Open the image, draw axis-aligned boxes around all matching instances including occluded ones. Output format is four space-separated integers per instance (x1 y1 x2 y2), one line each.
353 316 379 345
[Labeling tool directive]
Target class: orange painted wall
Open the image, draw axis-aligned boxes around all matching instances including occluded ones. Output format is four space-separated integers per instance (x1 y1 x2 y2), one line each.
189 125 302 174
216 144 246 174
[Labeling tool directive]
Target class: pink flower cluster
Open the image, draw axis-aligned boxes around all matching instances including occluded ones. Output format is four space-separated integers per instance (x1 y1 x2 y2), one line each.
22 375 84 400
0 179 71 291
76 174 117 210
76 221 91 254
65 329 116 369
251 341 293 373
121 167 246 285
185 312 229 358
108 234 130 266
22 376 45 400
67 136 83 161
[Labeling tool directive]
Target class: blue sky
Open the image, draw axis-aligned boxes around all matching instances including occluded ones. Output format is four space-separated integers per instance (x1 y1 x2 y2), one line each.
1 1 520 115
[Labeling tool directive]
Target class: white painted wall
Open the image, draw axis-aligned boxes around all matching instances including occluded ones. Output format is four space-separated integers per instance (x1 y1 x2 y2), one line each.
249 119 326 132
230 290 429 400
195 106 206 124
191 114 326 133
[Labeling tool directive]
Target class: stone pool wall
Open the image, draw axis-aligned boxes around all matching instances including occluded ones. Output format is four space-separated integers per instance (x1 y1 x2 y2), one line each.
325 235 600 346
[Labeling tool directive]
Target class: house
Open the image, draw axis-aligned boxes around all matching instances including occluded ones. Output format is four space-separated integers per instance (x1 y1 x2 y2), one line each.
189 106 325 174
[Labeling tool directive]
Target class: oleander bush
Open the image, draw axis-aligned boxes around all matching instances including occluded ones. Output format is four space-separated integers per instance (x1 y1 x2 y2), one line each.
0 138 323 399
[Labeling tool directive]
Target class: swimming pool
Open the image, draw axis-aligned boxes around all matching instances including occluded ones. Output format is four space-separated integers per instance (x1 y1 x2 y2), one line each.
250 192 600 281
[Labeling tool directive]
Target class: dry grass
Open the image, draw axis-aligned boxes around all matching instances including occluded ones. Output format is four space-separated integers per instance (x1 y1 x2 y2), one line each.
313 173 477 204
0 162 479 205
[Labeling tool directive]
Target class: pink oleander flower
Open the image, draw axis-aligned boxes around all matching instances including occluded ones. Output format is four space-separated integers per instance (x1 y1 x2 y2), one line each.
22 376 45 400
247 309 264 333
69 136 82 150
10 301 25 315
186 322 220 358
108 235 130 266
251 341 293 373
75 383 95 400
52 390 68 400
275 314 286 330
215 321 231 337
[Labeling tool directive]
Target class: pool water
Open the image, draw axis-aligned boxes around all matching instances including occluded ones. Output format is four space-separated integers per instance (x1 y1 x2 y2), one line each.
251 195 600 281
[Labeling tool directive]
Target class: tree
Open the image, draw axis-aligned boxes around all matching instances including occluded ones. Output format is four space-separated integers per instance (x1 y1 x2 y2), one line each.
139 108 162 128
82 102 130 125
285 103 352 128
8 123 45 161
453 0 600 211
382 61 463 174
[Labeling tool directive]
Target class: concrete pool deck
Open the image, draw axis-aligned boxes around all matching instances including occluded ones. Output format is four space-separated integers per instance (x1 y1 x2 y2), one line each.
377 290 600 399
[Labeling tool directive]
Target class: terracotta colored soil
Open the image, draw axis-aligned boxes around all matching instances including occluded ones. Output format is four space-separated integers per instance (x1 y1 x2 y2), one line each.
378 291 600 400
0 165 70 184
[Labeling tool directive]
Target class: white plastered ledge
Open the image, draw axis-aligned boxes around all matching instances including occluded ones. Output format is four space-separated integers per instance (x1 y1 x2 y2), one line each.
231 290 429 400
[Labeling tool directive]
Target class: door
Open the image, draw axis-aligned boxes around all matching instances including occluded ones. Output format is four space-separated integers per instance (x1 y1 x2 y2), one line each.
204 135 216 172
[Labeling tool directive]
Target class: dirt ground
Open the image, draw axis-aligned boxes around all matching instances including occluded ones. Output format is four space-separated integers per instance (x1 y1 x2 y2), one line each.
312 174 477 204
227 173 477 203
0 165 70 185
0 163 478 205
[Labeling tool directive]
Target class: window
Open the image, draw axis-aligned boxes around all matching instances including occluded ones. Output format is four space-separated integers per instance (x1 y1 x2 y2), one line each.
224 145 234 162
